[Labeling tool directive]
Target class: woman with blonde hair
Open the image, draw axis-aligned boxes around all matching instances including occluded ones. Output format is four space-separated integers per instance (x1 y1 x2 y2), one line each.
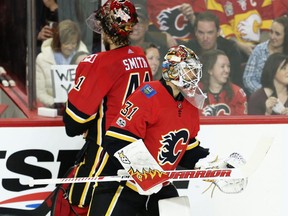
36 19 88 108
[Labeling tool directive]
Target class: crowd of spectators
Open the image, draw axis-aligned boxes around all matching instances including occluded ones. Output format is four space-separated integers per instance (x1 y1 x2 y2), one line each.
1 0 288 116
132 0 288 116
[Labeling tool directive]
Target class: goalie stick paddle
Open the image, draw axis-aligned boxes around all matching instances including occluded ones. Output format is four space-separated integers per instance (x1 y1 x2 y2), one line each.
28 135 273 187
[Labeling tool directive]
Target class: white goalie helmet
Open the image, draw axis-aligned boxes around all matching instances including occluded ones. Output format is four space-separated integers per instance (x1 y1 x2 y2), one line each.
162 45 207 109
162 45 202 89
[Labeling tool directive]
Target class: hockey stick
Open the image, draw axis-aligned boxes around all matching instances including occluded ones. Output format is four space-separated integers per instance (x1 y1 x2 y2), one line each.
28 135 273 187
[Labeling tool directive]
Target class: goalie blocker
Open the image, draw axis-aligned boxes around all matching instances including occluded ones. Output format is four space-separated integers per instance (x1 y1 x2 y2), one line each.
114 139 169 195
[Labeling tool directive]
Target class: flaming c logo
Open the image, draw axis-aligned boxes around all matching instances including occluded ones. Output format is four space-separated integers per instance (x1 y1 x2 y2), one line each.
202 104 230 116
157 6 191 39
158 129 189 165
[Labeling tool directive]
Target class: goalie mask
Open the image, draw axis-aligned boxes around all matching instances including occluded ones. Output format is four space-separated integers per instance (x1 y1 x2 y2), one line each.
86 0 138 45
162 45 207 109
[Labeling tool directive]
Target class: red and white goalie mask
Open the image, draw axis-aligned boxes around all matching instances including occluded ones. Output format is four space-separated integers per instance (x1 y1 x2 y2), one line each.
162 45 207 109
86 0 138 37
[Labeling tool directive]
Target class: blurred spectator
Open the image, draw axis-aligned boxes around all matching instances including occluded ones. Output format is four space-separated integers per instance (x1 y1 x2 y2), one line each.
36 0 58 54
0 0 26 83
130 4 177 59
57 0 99 53
199 49 247 116
248 53 288 115
243 16 288 94
146 0 207 41
272 0 288 18
184 11 244 89
144 43 161 80
36 20 88 108
70 51 90 65
207 0 274 60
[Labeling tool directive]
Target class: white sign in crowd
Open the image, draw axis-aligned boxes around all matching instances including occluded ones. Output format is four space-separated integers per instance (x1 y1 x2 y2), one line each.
51 65 77 103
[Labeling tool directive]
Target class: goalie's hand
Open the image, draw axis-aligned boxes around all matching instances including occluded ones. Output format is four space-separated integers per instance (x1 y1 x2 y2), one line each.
201 152 248 196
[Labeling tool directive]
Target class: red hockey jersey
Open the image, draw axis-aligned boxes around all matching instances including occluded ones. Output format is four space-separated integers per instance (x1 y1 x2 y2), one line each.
207 0 273 44
200 83 247 116
272 0 288 17
65 46 152 136
107 81 200 171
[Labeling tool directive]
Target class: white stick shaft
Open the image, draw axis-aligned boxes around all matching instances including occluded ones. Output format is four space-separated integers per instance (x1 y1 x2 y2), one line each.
29 135 273 187
29 168 243 187
29 175 131 187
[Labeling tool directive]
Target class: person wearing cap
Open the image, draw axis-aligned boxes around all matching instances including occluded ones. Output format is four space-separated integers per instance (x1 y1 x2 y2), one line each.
130 3 177 60
60 0 152 215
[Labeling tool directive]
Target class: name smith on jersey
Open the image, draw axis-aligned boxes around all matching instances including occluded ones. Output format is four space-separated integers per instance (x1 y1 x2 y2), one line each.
123 57 149 70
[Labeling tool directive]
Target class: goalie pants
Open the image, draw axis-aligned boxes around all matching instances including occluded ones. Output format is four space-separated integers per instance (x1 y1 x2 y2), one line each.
87 181 179 216
68 141 107 207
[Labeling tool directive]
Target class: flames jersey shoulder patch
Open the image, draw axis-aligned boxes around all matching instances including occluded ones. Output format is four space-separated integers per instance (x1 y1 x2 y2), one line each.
140 84 157 98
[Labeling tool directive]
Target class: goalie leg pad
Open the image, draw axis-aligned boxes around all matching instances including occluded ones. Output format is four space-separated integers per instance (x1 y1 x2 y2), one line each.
158 196 192 216
114 139 169 195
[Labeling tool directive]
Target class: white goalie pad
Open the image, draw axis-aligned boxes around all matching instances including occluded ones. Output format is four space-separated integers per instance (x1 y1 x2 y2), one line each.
158 196 192 216
114 139 169 195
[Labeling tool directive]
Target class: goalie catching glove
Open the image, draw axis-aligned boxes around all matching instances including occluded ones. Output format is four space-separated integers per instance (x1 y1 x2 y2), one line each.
114 139 169 195
196 152 248 196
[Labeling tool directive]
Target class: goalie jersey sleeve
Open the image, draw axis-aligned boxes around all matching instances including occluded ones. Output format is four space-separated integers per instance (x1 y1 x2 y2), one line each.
63 46 152 137
105 81 204 172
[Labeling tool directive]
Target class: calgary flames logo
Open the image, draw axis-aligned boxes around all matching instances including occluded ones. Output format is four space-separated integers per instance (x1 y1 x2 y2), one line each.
158 129 189 166
202 104 231 116
157 6 191 39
